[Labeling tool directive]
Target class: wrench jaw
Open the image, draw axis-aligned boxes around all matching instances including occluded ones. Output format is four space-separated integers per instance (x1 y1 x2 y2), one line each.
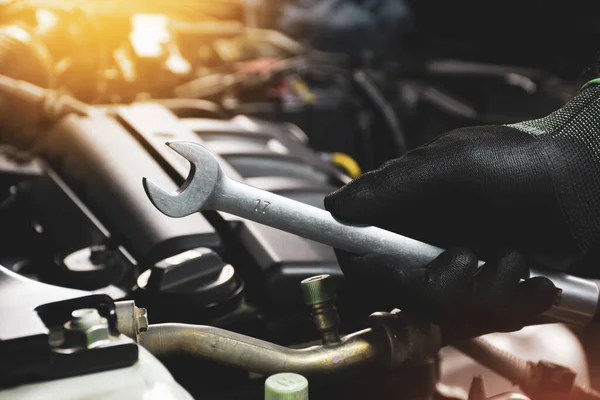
143 141 222 218
143 177 195 218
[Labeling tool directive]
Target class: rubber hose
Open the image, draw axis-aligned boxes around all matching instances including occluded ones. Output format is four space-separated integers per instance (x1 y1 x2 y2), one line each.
456 337 600 400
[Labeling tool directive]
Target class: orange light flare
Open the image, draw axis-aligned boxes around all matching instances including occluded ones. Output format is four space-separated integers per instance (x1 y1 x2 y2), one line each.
130 14 170 58
129 14 191 75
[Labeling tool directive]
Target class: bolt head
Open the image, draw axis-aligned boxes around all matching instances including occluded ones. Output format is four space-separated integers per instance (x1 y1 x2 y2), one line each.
64 308 110 349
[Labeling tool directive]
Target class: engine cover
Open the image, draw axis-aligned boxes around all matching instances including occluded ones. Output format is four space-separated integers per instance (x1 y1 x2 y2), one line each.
38 102 348 322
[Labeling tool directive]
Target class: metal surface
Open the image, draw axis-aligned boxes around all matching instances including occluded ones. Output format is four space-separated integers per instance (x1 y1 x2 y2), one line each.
143 141 600 327
115 301 148 342
140 323 379 375
136 308 149 332
301 275 341 344
530 269 599 325
138 311 441 376
62 308 110 350
142 141 442 268
301 274 336 306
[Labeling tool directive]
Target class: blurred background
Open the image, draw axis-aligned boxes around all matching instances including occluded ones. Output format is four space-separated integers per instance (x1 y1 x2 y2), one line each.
0 0 593 162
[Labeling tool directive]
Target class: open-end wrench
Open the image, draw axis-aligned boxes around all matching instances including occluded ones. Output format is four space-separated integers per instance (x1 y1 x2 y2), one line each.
143 141 600 327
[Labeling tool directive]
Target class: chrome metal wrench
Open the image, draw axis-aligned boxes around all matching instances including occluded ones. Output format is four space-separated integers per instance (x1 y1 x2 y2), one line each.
143 141 600 327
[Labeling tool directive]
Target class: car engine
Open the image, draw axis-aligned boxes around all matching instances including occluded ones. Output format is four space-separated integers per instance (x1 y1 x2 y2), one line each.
1 1 600 399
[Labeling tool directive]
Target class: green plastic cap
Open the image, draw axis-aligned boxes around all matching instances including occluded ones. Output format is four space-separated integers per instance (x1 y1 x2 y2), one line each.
265 373 308 400
300 274 336 305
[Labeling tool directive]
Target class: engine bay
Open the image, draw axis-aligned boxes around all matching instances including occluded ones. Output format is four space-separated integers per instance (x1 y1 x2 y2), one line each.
1 1 600 399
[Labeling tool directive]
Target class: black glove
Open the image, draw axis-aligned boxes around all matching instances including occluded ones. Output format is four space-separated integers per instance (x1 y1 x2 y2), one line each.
325 81 600 338
336 248 555 343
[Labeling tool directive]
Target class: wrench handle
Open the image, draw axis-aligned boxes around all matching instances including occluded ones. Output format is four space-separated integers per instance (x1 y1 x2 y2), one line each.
214 177 439 264
213 177 599 327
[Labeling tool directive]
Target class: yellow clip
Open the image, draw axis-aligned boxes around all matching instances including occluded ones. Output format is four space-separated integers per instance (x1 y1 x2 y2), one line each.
331 152 362 178
289 78 316 104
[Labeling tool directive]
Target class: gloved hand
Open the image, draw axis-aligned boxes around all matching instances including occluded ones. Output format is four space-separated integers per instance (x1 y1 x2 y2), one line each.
326 80 600 339
336 248 555 343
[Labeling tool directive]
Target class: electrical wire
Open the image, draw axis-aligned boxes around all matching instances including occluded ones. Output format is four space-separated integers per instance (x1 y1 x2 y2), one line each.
177 59 409 164
353 69 408 156
457 337 600 400
269 62 409 157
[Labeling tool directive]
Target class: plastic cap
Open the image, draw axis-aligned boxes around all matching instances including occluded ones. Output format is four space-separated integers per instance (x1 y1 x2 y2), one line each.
265 373 308 400
301 274 336 305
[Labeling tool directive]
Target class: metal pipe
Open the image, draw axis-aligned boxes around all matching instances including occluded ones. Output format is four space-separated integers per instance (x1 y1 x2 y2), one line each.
139 323 381 375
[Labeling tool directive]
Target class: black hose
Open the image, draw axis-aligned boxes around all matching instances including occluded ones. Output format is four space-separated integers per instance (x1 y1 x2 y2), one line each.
352 69 409 155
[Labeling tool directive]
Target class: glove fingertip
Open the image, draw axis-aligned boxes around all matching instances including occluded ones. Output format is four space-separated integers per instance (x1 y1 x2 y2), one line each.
334 249 393 276
324 184 373 223
513 277 558 315
424 248 479 302
497 249 526 267
495 249 529 279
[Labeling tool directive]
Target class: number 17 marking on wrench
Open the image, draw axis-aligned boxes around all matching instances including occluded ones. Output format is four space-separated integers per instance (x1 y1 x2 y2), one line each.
255 200 270 214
